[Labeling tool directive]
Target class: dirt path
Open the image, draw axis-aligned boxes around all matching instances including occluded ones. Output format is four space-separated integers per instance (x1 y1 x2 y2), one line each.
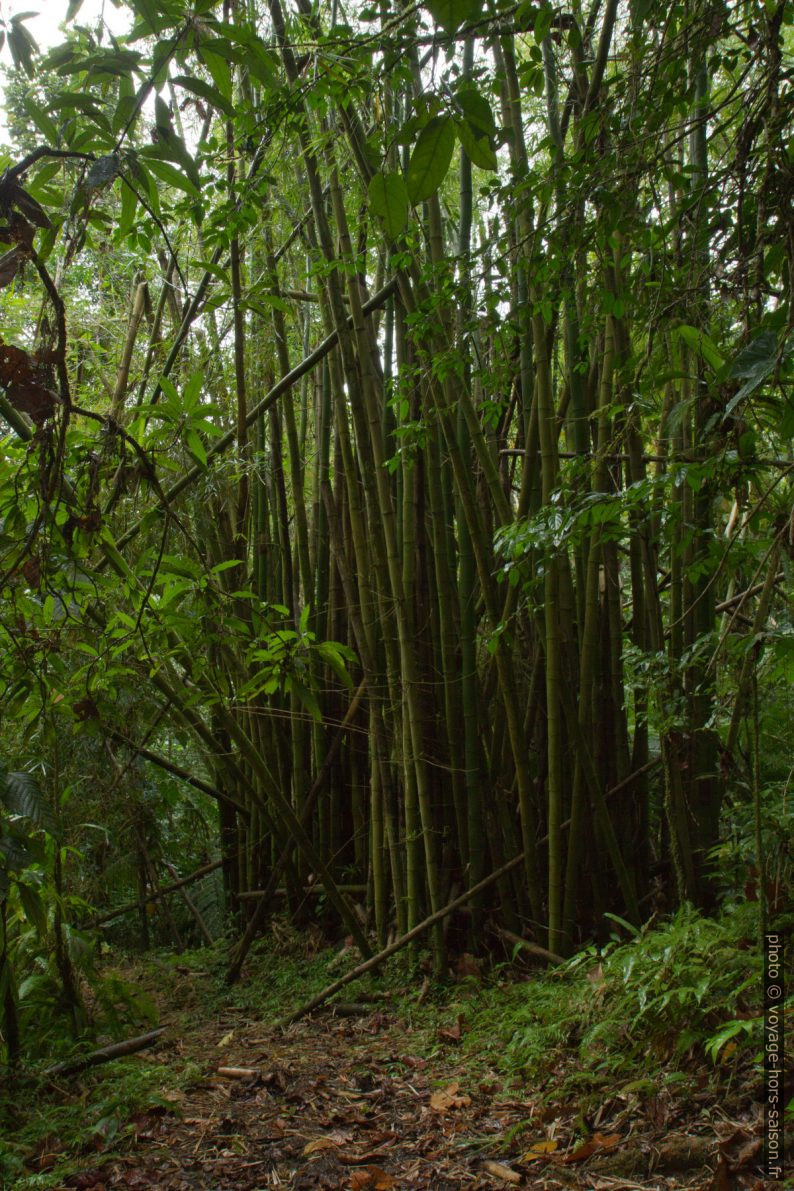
54 996 767 1191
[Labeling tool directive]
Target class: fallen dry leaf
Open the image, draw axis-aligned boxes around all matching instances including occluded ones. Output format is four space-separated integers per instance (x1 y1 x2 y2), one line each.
455 952 481 978
734 1137 762 1167
708 1153 733 1191
339 1149 390 1165
304 1136 340 1155
217 1030 235 1047
522 1138 558 1162
481 1158 522 1183
349 1173 372 1190
364 1167 396 1189
563 1132 622 1163
429 1082 472 1112
438 1013 466 1044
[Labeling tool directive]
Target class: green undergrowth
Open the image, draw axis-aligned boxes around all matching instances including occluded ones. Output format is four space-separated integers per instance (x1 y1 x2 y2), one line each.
0 1054 201 1188
437 902 770 1110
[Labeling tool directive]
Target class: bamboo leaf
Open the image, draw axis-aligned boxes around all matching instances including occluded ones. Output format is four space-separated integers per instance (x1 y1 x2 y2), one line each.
455 86 495 137
534 4 554 44
137 152 200 198
129 0 182 37
20 97 59 143
118 179 138 239
7 18 37 78
172 74 237 119
316 641 355 688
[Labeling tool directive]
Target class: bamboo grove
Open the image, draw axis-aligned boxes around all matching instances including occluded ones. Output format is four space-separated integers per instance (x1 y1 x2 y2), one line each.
0 0 791 981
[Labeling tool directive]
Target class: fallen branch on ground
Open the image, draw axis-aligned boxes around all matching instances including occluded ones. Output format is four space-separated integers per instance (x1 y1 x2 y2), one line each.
496 928 566 966
45 1028 166 1078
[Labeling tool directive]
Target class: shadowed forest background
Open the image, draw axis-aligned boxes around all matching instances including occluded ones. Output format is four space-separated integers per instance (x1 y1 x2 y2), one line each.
0 0 791 1182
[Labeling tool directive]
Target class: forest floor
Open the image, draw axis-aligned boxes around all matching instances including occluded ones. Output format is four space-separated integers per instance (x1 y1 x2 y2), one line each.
9 928 774 1191
37 1002 765 1191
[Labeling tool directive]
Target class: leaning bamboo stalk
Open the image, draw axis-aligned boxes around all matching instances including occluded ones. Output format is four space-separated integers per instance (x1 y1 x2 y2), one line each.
109 732 249 817
164 861 214 946
109 278 398 556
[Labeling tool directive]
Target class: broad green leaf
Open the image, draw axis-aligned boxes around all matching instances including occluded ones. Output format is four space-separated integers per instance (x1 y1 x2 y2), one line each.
455 86 496 136
288 679 323 722
406 115 456 203
18 883 47 936
148 130 201 191
57 49 142 78
28 161 63 195
725 330 780 412
534 2 554 43
182 371 204 409
675 324 725 372
368 171 410 237
3 768 55 832
781 398 794 439
192 259 230 283
123 158 159 220
158 375 180 409
137 152 200 198
129 0 182 38
51 91 107 117
113 76 138 136
22 98 58 143
200 46 233 101
66 0 85 20
0 835 36 874
186 428 207 467
7 20 37 78
317 640 355 688
455 118 498 170
118 178 138 239
172 74 236 119
423 0 482 33
151 37 175 86
155 94 172 135
202 17 279 83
